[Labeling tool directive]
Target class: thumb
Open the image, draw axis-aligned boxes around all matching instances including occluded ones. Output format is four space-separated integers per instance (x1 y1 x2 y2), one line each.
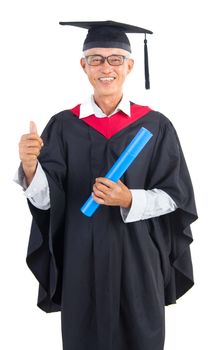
118 180 127 189
30 121 38 134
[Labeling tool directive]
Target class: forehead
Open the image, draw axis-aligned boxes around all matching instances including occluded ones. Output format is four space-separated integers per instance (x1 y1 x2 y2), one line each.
84 47 130 56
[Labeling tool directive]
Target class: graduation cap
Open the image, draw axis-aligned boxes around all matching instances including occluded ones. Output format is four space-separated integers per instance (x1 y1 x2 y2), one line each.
59 20 153 89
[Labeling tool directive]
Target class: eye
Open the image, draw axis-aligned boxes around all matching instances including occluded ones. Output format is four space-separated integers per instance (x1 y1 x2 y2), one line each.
92 57 101 63
108 55 123 65
89 55 103 65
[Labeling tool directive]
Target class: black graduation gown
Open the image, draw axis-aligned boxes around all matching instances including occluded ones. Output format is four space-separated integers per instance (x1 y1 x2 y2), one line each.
26 105 197 350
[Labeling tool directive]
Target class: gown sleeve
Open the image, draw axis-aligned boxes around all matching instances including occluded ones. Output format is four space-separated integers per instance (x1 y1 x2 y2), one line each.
26 114 67 312
146 116 198 305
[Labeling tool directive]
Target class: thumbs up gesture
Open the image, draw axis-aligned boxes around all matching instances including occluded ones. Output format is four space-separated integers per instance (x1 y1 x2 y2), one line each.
19 121 44 185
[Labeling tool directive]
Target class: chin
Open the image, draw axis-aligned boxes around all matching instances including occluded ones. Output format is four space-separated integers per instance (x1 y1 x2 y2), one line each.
99 86 117 96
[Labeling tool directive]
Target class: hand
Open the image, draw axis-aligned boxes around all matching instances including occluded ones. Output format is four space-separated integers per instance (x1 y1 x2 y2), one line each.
19 121 44 185
92 177 132 208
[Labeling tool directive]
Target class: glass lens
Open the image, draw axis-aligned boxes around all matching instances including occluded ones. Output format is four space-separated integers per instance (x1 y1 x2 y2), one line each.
85 55 126 66
107 55 124 66
86 55 104 66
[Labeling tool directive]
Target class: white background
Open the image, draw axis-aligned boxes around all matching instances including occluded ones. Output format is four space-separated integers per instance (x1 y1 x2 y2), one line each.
0 0 213 349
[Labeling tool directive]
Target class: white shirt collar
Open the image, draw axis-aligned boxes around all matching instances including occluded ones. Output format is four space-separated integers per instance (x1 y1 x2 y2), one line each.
79 95 131 119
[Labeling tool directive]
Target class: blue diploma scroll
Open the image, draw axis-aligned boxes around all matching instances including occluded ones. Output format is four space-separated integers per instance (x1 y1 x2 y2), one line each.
81 127 153 217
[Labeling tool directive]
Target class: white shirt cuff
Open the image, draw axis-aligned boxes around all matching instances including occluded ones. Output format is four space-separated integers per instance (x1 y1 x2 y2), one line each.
14 162 50 210
120 189 177 223
120 189 147 222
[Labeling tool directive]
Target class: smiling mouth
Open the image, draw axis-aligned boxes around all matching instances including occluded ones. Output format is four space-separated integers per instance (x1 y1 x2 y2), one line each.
98 77 115 82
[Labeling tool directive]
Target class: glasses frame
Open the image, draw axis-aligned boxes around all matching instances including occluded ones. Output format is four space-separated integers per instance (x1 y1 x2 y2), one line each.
84 54 129 66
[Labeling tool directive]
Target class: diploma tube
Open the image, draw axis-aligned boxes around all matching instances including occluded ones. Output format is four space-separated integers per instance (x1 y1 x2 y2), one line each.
81 127 153 217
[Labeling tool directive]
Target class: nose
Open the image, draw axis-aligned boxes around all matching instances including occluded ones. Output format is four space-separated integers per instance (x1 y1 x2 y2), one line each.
100 59 113 72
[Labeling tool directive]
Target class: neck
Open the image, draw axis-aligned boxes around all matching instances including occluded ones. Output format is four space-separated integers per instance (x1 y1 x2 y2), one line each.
93 93 123 116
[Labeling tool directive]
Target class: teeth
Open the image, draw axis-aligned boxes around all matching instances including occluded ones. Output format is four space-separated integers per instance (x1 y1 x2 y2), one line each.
99 77 115 81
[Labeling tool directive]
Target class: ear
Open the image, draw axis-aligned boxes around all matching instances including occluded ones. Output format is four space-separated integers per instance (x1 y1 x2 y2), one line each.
127 58 134 73
80 57 86 71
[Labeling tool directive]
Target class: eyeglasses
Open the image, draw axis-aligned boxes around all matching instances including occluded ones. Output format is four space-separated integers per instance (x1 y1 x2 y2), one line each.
84 54 129 66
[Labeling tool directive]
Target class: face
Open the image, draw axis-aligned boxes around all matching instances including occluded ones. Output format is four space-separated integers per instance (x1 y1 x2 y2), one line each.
80 48 134 99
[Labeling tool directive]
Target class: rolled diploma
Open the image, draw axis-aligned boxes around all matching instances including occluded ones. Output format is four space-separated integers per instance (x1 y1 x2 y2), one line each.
81 127 153 217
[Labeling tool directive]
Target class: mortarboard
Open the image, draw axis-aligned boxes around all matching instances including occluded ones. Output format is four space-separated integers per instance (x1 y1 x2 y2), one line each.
59 20 153 89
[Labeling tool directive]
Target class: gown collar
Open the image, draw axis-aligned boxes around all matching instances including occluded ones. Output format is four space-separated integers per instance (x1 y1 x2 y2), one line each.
79 95 131 119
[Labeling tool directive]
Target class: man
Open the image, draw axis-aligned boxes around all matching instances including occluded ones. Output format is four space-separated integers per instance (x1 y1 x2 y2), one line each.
16 21 197 350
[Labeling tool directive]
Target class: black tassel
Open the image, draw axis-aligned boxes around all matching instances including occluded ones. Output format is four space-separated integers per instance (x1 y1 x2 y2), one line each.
144 34 150 89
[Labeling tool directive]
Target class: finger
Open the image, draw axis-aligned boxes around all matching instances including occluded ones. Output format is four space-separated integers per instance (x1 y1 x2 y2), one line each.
30 121 38 134
20 133 44 147
20 126 44 146
25 147 41 156
117 180 127 189
21 133 40 141
29 121 44 146
21 139 42 147
93 184 107 199
92 192 105 204
95 177 116 188
19 142 43 158
94 182 110 194
19 148 41 162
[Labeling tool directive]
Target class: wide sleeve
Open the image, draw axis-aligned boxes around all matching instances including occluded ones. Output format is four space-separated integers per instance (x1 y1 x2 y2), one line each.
146 118 198 305
26 114 67 312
